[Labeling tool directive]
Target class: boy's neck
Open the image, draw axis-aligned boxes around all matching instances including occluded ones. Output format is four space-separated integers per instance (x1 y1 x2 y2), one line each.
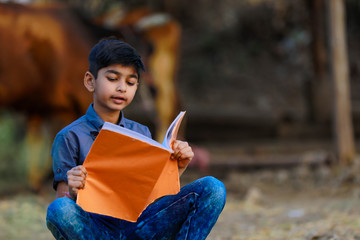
93 105 121 124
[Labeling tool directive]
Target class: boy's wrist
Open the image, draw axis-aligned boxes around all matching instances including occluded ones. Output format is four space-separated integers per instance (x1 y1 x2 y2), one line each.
64 191 75 200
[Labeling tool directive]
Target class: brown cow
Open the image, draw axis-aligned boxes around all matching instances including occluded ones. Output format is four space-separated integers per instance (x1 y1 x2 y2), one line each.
0 3 94 190
0 2 182 190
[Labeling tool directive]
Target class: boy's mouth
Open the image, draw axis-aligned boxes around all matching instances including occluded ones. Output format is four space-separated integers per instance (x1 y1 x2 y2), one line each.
112 95 126 100
111 96 126 103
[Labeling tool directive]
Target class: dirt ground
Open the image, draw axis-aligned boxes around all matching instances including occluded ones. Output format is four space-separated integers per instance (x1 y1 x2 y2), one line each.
1 165 360 240
207 172 360 240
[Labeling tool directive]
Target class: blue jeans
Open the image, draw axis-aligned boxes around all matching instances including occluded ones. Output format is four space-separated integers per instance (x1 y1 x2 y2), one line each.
46 176 226 240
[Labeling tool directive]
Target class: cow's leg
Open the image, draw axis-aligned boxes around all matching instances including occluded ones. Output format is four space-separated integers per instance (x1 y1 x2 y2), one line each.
146 22 181 141
150 50 177 140
20 115 52 191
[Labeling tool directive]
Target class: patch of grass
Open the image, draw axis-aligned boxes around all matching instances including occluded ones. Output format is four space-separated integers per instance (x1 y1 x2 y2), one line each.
0 194 52 240
0 112 27 192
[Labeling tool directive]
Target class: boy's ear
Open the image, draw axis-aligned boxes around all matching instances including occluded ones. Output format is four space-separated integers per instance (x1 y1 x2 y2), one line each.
84 71 95 93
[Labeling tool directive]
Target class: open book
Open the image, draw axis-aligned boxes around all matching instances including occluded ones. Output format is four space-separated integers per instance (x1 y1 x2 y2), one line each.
76 111 186 222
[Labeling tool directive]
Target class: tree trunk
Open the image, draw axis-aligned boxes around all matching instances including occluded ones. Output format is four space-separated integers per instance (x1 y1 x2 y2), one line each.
328 0 356 164
308 0 332 124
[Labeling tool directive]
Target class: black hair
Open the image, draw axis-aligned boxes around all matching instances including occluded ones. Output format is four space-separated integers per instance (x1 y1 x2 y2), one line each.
88 37 145 79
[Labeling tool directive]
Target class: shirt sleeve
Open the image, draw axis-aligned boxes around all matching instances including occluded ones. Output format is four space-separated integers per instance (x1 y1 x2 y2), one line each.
51 131 79 190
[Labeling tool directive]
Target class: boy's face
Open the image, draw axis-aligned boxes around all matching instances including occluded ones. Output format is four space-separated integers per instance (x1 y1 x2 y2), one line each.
85 64 139 116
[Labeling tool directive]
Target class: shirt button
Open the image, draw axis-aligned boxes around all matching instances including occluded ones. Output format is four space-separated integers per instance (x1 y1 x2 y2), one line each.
57 168 62 173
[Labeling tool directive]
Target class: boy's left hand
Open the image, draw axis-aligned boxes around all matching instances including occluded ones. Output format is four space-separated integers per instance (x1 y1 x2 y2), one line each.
171 140 194 174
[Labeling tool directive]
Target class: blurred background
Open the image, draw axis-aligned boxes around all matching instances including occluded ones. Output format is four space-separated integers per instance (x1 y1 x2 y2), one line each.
1 0 360 239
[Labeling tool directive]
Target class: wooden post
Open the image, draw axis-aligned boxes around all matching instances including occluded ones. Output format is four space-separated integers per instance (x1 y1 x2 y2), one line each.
308 0 331 123
328 0 356 164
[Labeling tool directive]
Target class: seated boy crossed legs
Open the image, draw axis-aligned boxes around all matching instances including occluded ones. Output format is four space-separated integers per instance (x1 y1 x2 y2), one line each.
46 38 226 240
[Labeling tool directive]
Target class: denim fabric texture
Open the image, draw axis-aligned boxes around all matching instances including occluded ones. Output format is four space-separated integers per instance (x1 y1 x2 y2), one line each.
47 176 226 240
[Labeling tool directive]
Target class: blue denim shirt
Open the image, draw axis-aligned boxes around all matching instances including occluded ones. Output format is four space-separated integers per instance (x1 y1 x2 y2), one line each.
51 104 152 190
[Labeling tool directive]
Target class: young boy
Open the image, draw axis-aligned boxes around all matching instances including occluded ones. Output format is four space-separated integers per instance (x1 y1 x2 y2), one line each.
46 38 226 240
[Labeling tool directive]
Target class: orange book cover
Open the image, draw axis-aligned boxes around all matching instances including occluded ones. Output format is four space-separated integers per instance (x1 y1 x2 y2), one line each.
76 111 186 222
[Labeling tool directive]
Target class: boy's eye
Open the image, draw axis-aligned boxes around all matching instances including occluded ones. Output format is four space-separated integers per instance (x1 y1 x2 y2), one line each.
107 77 117 81
127 81 136 86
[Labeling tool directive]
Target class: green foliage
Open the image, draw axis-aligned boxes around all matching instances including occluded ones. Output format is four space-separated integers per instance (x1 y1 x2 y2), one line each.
0 111 53 192
0 112 19 178
0 112 24 181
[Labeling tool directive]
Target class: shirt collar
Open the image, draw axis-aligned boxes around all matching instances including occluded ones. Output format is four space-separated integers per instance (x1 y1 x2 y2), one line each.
85 104 125 132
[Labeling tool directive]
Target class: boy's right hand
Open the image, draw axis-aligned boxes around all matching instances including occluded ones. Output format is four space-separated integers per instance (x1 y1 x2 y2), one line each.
67 165 87 200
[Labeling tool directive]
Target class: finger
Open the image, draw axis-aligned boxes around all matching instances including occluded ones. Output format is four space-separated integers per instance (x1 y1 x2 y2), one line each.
173 142 188 157
177 152 193 163
68 180 86 189
172 140 187 151
176 141 188 149
173 140 182 147
172 151 181 161
68 165 87 174
179 149 194 160
68 169 87 178
175 144 191 160
67 175 86 182
171 152 181 161
68 176 86 184
78 165 88 176
171 140 182 160
74 165 87 176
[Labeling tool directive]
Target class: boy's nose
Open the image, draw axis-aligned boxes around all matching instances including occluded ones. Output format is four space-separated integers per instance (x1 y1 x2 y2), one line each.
116 83 126 92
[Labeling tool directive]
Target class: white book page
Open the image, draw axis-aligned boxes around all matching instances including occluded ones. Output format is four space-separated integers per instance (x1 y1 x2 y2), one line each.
102 122 171 151
162 111 186 149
